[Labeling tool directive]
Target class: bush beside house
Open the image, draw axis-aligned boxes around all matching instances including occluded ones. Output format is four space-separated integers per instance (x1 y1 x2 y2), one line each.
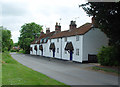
97 46 119 66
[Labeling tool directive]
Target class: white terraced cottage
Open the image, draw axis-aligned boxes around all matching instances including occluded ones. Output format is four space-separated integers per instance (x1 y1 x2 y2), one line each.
30 18 108 63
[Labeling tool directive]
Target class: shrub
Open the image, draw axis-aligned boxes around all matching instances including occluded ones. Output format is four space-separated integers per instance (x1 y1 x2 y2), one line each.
18 49 26 54
97 46 119 66
10 49 19 52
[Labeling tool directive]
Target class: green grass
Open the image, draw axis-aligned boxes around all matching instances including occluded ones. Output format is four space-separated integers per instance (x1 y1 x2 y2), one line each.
0 52 2 86
2 52 68 86
92 66 120 74
17 49 26 54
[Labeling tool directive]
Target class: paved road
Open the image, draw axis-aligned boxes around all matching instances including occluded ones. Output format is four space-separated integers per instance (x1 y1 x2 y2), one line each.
11 53 118 86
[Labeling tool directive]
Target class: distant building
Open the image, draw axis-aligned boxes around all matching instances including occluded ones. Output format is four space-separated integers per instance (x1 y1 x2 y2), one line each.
12 46 20 50
30 18 108 63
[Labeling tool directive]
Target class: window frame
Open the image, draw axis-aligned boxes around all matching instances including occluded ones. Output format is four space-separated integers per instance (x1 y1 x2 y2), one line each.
57 38 59 42
76 49 79 56
57 48 59 53
65 50 67 54
64 37 67 42
76 35 79 41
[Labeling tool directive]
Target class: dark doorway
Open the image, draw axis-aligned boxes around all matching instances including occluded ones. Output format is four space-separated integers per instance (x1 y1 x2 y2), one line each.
88 54 98 63
49 43 55 58
65 42 74 61
70 50 73 61
39 45 43 56
41 50 43 56
53 49 55 57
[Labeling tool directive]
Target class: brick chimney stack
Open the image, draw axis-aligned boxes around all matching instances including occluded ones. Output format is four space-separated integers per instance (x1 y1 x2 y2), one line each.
69 21 77 30
91 16 98 28
46 28 50 34
92 17 95 25
55 22 61 33
40 30 44 35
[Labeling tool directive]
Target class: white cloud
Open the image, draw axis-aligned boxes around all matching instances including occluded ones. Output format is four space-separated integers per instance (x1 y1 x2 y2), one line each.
11 30 20 43
1 0 91 43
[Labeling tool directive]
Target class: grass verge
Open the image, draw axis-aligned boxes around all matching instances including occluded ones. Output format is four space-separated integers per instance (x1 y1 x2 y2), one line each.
0 52 2 86
2 52 68 86
92 66 120 74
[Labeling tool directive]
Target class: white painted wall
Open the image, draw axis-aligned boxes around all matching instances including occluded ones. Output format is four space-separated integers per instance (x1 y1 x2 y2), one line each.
42 43 49 57
38 44 42 56
72 35 83 62
30 44 33 55
61 35 83 62
31 44 37 55
50 38 62 59
36 44 40 55
82 28 108 61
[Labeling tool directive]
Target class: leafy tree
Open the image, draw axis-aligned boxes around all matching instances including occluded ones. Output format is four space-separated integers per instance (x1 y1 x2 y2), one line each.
79 2 120 46
0 26 13 52
18 22 43 53
13 43 18 47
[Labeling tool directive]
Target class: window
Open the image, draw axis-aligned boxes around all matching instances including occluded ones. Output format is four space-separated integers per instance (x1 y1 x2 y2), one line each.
64 37 67 42
44 47 46 52
76 35 79 41
57 48 59 53
44 38 47 43
65 50 67 54
76 49 79 55
40 39 42 43
57 38 59 42
50 39 51 43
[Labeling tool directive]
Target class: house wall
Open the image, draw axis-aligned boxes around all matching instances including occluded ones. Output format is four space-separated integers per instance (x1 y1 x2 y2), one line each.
83 28 108 61
38 44 42 56
31 44 37 55
30 28 108 63
50 38 62 59
61 35 83 62
30 45 33 55
42 43 50 57
36 44 40 55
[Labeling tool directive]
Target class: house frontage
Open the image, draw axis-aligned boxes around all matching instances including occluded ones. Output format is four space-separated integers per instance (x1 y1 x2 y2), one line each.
30 18 108 63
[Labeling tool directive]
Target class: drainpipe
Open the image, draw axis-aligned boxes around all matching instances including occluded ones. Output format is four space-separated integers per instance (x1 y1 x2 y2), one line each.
61 37 62 59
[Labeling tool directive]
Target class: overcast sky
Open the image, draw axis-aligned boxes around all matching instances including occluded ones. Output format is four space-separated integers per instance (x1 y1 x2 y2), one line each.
0 0 92 43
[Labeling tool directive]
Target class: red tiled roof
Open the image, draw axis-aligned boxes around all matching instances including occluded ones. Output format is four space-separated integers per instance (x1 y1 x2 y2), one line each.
50 23 92 39
36 34 46 44
31 38 39 44
31 23 92 44
37 31 55 44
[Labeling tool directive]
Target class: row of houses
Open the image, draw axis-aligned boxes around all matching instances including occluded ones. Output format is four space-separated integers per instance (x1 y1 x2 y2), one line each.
30 18 108 63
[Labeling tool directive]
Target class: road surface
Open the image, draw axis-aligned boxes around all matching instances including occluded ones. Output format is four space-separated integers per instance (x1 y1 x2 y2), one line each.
11 53 119 86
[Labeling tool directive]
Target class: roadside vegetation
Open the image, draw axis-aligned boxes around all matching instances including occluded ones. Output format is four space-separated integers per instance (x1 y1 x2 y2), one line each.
92 66 119 75
0 26 13 52
2 52 67 85
0 53 2 86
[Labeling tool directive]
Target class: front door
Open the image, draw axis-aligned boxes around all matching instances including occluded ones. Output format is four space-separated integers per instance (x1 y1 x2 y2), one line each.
70 50 73 61
53 49 55 57
41 50 43 56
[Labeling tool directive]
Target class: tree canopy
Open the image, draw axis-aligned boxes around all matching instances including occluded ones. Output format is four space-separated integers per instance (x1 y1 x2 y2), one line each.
79 2 120 46
0 26 13 52
18 22 43 53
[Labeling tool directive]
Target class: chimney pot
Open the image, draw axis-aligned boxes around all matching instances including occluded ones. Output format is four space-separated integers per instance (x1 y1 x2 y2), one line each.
40 30 44 35
46 27 50 34
69 20 77 30
55 22 61 33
